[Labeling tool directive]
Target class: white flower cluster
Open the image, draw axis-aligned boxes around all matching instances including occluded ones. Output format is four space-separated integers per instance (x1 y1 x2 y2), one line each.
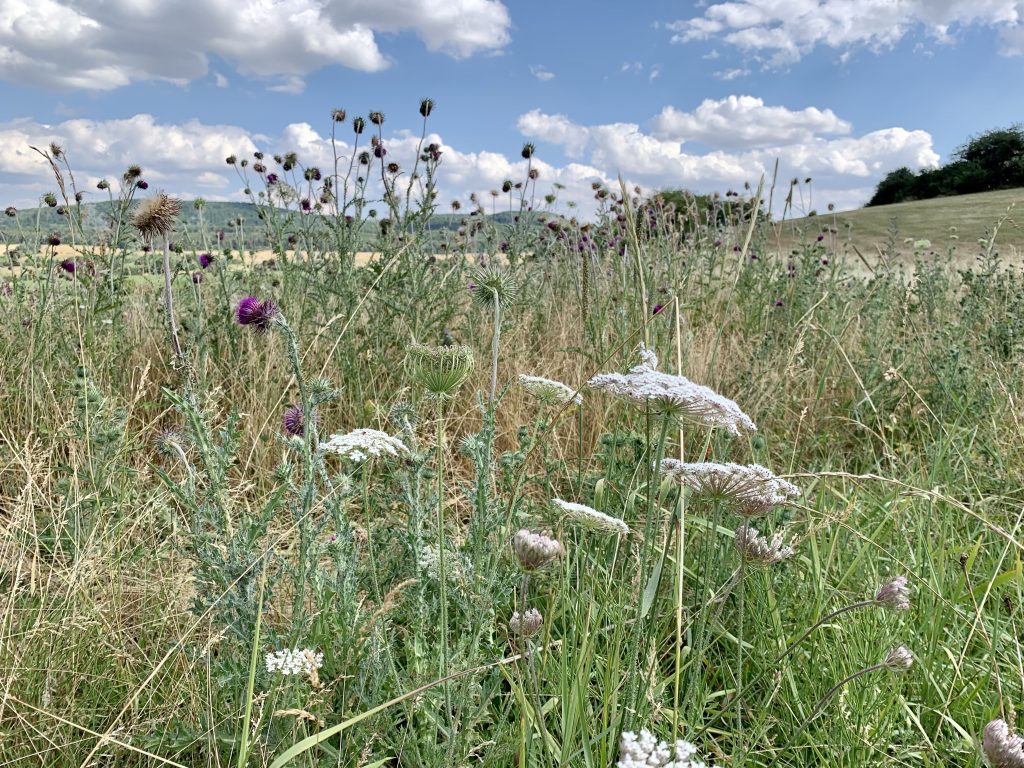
552 498 629 535
512 529 564 570
587 344 755 435
660 460 800 517
983 718 1024 768
518 374 583 406
617 729 717 768
265 648 324 677
319 428 409 462
417 544 470 583
734 524 794 566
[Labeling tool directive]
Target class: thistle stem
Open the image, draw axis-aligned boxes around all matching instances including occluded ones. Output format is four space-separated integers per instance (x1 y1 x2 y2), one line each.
435 397 453 734
488 290 502 407
162 236 182 359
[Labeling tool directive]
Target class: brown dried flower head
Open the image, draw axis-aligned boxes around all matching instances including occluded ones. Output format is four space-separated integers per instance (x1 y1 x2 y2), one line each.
132 193 182 239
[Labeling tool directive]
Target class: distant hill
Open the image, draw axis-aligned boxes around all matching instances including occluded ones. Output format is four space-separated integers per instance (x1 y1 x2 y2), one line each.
0 200 545 249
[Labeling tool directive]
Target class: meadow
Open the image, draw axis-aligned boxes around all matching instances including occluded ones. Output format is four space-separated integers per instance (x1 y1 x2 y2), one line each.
1 111 1023 768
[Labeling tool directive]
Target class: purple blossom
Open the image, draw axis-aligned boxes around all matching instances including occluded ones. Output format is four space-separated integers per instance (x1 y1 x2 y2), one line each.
236 296 280 332
774 299 784 307
198 252 214 269
266 173 279 184
283 403 313 436
59 259 76 273
652 303 664 315
48 234 61 247
816 233 825 242
374 144 387 158
136 180 148 190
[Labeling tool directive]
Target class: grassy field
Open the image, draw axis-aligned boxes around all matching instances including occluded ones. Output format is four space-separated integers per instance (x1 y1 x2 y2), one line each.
2 150 1024 768
770 187 1024 265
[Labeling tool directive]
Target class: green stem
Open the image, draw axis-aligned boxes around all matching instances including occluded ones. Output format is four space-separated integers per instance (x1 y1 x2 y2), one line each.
488 292 502 407
435 397 453 735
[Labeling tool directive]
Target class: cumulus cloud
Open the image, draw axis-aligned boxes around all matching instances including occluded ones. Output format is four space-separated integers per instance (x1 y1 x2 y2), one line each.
530 65 555 81
667 0 1024 65
0 0 512 90
519 98 938 212
651 96 851 148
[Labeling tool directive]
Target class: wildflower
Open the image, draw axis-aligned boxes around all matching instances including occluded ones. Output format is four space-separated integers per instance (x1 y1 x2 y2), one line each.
408 342 475 399
47 234 61 247
553 498 628 535
982 719 1024 768
513 529 564 570
97 179 109 190
154 427 188 458
509 608 543 637
319 428 409 462
235 296 280 333
874 575 911 611
59 259 76 274
518 374 582 407
123 164 142 181
198 252 214 269
374 144 387 159
3 206 15 217
587 344 756 435
734 524 794 566
136 180 149 190
283 404 315 437
521 142 535 159
132 193 181 239
660 460 799 517
331 108 347 122
616 729 718 768
264 648 324 677
369 111 385 125
43 193 57 207
419 98 434 117
883 645 914 672
266 173 279 184
352 116 365 134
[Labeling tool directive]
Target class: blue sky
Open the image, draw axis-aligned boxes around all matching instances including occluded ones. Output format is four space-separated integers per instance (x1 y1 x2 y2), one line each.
2 0 1023 215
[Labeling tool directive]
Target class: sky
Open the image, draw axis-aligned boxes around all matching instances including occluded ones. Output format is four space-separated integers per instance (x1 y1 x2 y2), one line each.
1 0 1023 218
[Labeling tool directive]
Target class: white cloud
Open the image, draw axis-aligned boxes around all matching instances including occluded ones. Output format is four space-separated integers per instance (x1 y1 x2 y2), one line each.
0 99 939 220
0 0 512 90
519 98 938 212
530 65 555 81
213 72 229 88
715 67 750 80
649 66 661 81
267 76 306 95
516 109 590 159
667 0 1024 65
651 96 851 148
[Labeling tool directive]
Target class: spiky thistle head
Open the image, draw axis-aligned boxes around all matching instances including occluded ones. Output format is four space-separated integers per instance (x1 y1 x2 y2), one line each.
283 404 316 437
331 108 347 122
469 264 520 310
419 98 435 117
236 296 281 333
407 342 475 399
521 142 535 159
368 111 385 126
132 193 181 240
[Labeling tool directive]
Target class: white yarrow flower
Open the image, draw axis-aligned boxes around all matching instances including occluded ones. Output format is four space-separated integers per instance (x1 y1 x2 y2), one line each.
518 374 582 406
552 498 629 535
617 728 718 768
265 648 324 677
588 344 755 435
319 428 409 462
660 459 800 517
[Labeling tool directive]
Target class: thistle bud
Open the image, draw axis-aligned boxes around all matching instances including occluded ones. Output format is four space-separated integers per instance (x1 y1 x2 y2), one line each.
332 108 347 122
419 98 434 117
368 111 385 126
521 143 535 159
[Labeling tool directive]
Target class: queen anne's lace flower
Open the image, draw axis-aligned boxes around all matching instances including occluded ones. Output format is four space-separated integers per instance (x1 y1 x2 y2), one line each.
512 529 564 570
319 428 409 462
883 645 914 672
518 374 582 406
616 729 718 768
552 498 629 535
660 459 800 517
265 648 324 677
874 575 911 611
983 718 1024 768
587 344 755 435
734 524 794 566
509 608 543 637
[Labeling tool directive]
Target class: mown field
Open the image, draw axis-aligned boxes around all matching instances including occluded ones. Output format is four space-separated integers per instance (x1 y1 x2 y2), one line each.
1 150 1023 768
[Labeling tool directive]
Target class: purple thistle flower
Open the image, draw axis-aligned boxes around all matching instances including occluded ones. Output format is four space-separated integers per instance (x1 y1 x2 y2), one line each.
59 259 76 273
816 233 825 242
652 303 664 315
283 403 313 436
774 299 784 307
198 252 214 269
136 180 149 190
236 296 280 332
266 173 279 184
48 234 61 247
374 144 386 159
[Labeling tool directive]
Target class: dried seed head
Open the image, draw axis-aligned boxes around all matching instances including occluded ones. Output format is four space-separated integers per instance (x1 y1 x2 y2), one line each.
368 111 385 125
331 108 347 122
3 206 15 217
982 719 1024 768
512 529 564 570
154 427 188 457
509 608 543 637
132 193 182 239
734 524 794 566
883 645 913 672
874 576 911 612
407 342 475 399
